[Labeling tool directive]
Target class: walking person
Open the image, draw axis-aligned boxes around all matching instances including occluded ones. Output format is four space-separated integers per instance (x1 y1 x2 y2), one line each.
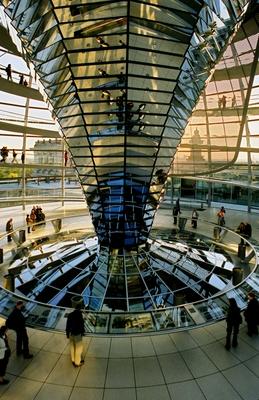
225 298 242 350
0 325 11 385
21 152 25 164
244 292 259 336
11 149 18 163
6 218 13 243
66 304 85 367
6 301 33 359
5 64 12 81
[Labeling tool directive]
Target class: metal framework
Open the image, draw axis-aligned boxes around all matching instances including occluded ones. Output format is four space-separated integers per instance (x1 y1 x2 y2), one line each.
1 0 254 248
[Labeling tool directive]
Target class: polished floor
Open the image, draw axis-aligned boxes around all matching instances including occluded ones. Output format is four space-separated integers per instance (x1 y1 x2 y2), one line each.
0 203 259 399
1 318 259 400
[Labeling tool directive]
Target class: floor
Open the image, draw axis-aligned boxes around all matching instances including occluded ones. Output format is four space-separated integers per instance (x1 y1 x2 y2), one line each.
1 318 259 400
0 203 259 399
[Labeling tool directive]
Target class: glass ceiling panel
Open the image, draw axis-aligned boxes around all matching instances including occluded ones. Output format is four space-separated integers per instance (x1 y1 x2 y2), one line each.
1 0 253 247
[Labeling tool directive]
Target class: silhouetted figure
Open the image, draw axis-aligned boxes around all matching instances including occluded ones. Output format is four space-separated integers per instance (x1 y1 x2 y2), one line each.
64 150 68 167
5 64 12 81
236 222 246 244
23 79 28 87
6 219 13 243
225 298 242 350
0 147 9 162
222 95 227 109
175 198 181 213
118 72 125 84
244 222 252 240
6 301 33 359
0 325 11 385
12 149 18 163
244 292 259 336
231 95 236 108
66 304 85 367
19 74 24 84
21 152 25 164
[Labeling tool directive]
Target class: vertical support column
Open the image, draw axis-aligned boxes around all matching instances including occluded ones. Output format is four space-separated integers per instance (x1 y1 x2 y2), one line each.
207 181 212 207
229 39 259 212
171 177 174 215
22 74 32 210
61 141 65 207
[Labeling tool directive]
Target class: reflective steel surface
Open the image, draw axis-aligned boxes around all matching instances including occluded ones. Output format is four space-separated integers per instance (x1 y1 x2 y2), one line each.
0 214 258 334
1 0 252 247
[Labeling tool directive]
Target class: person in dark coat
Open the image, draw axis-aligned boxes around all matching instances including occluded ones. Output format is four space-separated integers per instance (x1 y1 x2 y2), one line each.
66 304 85 367
0 325 11 385
5 64 12 81
225 298 242 350
244 222 252 240
244 292 259 336
175 198 181 213
6 301 33 359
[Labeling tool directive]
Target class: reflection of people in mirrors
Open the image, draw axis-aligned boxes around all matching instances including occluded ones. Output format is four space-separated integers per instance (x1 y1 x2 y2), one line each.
221 95 227 109
231 95 236 108
5 64 12 81
98 68 108 77
64 150 68 167
96 36 109 48
191 209 199 229
6 219 13 243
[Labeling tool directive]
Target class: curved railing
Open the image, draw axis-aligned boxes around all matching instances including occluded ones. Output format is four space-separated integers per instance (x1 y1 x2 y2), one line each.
0 213 258 335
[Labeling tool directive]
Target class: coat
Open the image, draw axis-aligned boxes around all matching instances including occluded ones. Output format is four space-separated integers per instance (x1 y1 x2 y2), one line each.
226 305 242 329
66 309 85 338
6 308 26 331
244 298 259 324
